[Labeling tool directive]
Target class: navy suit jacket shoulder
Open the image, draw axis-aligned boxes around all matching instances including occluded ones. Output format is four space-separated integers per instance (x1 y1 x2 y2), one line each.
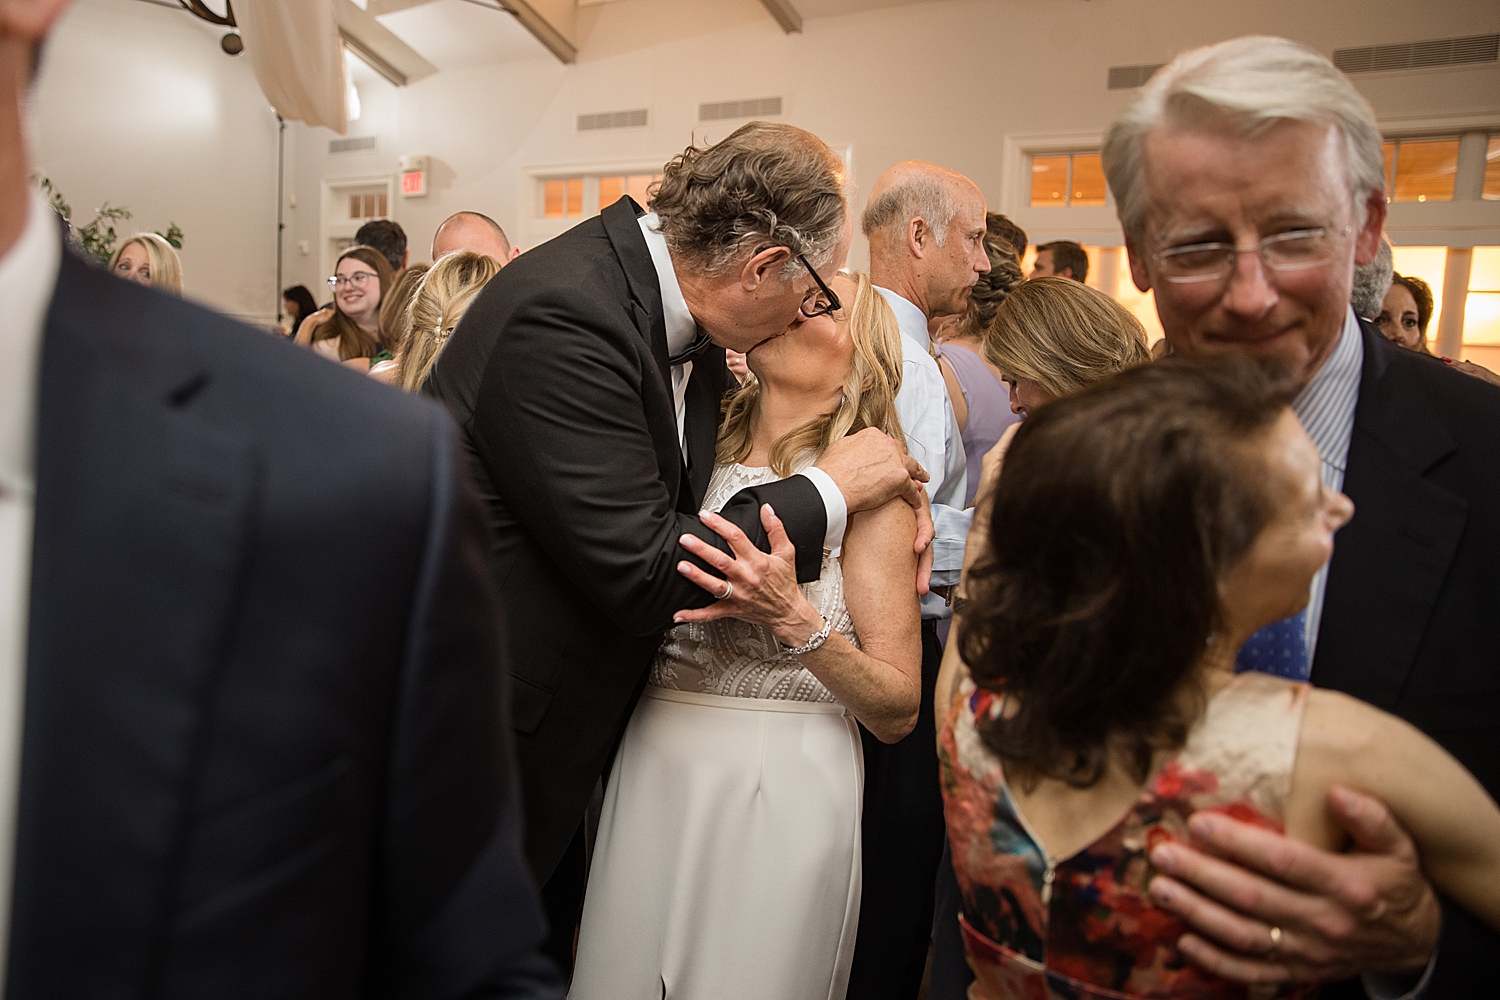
1313 321 1500 997
14 248 559 999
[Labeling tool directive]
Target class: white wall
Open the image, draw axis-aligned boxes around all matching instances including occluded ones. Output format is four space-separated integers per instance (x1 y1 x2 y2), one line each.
31 0 282 324
28 0 1500 318
283 0 1500 298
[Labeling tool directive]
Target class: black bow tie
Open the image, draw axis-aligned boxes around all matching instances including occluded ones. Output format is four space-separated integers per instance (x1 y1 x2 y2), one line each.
667 332 715 366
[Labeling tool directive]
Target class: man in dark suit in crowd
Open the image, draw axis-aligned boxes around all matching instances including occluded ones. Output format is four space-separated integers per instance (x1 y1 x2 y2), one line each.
426 121 934 973
1101 35 1496 996
0 3 559 995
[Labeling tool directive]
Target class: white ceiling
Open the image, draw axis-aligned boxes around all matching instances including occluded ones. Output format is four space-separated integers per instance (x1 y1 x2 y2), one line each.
375 1 550 71
366 0 948 74
791 0 948 17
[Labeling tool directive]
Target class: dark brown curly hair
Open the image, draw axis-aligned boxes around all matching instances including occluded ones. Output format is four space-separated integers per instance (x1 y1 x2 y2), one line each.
959 355 1293 788
649 121 847 279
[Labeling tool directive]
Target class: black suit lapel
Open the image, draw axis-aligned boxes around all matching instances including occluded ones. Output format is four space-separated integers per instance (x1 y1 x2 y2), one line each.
600 197 687 502
10 252 258 992
1311 324 1467 710
682 346 727 506
601 197 672 385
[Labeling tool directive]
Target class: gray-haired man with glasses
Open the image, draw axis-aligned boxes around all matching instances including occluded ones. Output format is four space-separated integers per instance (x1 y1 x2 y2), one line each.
1098 34 1500 997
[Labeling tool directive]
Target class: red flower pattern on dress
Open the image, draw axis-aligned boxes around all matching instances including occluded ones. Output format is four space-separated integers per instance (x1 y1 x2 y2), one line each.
939 676 1317 1000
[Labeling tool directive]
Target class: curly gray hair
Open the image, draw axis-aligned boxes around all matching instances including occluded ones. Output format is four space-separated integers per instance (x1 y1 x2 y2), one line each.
649 122 848 280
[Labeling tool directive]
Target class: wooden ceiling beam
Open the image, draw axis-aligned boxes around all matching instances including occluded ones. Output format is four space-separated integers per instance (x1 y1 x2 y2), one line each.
759 0 802 34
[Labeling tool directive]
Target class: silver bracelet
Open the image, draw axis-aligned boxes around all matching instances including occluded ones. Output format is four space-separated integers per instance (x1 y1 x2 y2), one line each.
782 615 832 656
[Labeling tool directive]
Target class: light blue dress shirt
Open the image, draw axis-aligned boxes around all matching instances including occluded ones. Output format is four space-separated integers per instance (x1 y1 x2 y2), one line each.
874 286 969 620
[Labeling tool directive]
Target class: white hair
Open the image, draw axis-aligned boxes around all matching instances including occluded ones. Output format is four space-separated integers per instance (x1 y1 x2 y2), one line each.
1351 236 1394 320
1102 36 1386 242
861 174 957 248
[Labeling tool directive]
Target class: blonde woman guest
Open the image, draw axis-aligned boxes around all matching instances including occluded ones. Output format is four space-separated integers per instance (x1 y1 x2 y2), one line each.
296 245 393 369
368 263 429 385
109 232 182 295
570 271 923 1000
391 251 501 392
939 276 1152 707
983 276 1151 419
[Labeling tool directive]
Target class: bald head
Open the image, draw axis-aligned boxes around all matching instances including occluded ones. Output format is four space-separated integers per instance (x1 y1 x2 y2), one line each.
862 161 990 319
863 161 981 244
431 212 516 264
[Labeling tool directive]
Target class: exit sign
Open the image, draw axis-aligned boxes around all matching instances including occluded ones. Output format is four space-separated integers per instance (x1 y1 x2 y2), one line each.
401 170 426 197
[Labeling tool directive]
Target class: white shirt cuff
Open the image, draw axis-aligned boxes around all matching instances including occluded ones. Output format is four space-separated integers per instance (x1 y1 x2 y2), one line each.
1362 950 1437 1000
798 467 848 558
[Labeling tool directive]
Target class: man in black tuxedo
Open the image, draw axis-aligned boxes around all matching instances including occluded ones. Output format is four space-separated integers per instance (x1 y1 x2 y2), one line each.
1100 36 1496 996
0 3 559 995
426 122 933 971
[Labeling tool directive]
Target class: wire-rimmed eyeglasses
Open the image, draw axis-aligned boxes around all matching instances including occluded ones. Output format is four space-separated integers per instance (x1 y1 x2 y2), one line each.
1151 227 1352 285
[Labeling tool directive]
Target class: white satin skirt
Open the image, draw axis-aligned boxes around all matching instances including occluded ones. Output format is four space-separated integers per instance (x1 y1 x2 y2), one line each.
569 686 865 1000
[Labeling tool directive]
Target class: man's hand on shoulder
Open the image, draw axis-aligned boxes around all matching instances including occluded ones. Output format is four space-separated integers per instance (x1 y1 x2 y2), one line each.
1146 786 1440 985
814 428 934 591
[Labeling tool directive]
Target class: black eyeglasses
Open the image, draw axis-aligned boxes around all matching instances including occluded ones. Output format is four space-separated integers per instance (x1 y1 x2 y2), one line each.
798 254 841 319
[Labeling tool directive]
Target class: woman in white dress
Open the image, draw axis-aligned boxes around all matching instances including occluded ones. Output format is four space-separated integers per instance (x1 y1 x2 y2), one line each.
569 270 923 1000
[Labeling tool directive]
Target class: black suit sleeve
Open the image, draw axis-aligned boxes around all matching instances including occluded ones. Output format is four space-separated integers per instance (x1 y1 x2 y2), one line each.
375 412 562 1000
467 287 826 640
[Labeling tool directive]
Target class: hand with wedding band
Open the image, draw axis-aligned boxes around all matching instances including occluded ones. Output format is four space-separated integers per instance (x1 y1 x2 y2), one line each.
672 505 827 649
1145 786 1440 984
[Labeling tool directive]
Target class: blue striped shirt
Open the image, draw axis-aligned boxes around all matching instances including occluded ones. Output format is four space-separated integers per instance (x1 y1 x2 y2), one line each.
1293 307 1363 657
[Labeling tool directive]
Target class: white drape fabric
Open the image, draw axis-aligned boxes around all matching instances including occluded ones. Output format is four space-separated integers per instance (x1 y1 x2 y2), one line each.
236 0 347 133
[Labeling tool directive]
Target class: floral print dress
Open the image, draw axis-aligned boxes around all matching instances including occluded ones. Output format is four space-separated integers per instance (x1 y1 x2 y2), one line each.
939 671 1319 1000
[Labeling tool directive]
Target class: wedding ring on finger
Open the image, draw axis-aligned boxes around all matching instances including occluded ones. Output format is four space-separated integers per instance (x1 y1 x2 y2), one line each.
1267 925 1283 957
715 580 734 601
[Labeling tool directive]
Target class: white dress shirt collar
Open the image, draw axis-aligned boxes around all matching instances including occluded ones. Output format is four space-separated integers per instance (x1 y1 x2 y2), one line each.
873 286 931 352
637 212 697 358
0 190 62 496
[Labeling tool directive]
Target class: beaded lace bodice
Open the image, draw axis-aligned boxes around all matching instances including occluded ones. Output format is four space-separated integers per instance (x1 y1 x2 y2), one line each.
649 463 858 703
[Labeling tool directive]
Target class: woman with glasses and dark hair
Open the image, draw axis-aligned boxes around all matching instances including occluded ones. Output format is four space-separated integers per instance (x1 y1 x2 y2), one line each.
295 245 393 367
570 271 923 1000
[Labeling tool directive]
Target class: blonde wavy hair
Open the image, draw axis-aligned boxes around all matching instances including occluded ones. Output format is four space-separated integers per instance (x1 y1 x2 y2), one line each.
109 233 183 295
984 277 1151 398
716 269 904 477
396 250 502 392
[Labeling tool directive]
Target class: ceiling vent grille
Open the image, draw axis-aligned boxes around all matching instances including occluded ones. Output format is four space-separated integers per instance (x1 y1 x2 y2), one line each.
578 108 649 131
1334 34 1498 74
329 135 378 154
699 96 783 121
1107 64 1164 90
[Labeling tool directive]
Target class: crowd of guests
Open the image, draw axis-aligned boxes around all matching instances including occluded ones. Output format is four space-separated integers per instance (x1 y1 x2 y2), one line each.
7 7 1500 998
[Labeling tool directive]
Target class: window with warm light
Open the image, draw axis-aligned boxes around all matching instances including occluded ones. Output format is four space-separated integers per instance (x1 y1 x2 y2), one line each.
1030 152 1107 207
543 178 585 219
1381 138 1460 203
1466 247 1500 347
598 174 661 210
1484 137 1500 201
349 192 388 220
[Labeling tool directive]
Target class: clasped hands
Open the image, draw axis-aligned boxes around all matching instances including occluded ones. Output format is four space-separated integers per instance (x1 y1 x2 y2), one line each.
674 428 933 638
